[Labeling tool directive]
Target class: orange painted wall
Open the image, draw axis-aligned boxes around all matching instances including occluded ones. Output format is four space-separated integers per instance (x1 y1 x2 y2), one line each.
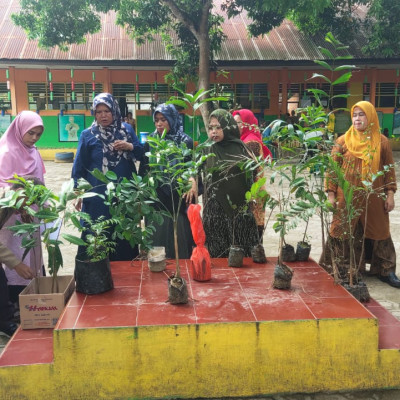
4 66 400 117
1 65 399 147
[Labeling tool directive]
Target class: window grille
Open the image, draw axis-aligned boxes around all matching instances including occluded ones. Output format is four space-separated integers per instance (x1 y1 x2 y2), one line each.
0 83 11 110
27 82 103 111
253 83 269 109
320 83 347 108
375 83 399 108
232 83 269 110
112 83 173 114
235 84 251 109
209 83 234 109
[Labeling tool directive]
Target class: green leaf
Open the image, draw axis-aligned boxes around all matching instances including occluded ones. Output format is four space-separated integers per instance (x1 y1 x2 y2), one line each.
318 47 334 59
333 65 357 71
309 73 331 83
325 32 341 46
166 99 187 109
35 210 59 220
90 168 110 184
15 198 25 209
313 60 332 71
62 233 87 246
330 94 351 100
307 88 329 98
105 170 118 180
332 72 352 85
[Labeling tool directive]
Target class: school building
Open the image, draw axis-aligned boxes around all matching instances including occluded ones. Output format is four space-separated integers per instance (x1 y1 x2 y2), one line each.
1 0 400 151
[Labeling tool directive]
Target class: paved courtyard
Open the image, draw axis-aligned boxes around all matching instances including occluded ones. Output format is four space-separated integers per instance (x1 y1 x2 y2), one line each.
1 152 400 399
42 153 400 316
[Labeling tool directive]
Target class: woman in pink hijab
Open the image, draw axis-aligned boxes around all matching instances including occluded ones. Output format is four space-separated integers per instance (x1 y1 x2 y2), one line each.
0 111 45 303
232 109 272 160
233 109 271 241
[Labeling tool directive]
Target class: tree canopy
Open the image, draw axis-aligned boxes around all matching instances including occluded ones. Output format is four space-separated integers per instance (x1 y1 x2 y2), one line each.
290 0 400 58
12 0 400 120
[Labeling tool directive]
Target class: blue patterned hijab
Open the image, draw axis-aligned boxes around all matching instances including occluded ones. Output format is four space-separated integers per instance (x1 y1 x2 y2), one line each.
91 92 130 172
152 103 192 147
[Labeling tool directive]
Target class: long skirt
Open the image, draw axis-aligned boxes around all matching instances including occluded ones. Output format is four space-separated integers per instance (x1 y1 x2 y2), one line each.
149 210 194 260
203 198 258 258
319 220 396 278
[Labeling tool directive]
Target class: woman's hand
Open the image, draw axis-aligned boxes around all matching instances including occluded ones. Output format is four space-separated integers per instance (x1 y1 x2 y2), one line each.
183 177 197 204
385 190 395 213
327 191 337 208
74 198 82 211
113 140 133 152
19 209 33 223
14 262 34 279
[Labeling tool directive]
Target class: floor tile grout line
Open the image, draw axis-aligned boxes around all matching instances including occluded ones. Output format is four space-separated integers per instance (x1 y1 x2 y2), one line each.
232 270 258 322
74 295 88 329
183 260 199 324
0 360 54 368
12 336 53 342
298 291 318 320
0 330 19 360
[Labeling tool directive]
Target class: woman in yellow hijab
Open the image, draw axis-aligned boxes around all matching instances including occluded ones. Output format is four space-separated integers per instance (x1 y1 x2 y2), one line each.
321 101 399 288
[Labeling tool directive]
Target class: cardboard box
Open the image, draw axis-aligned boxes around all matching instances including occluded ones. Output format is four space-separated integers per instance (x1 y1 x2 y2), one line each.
19 275 75 330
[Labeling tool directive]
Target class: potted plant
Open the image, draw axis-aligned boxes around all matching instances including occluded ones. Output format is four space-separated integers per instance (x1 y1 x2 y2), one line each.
227 201 247 268
2 175 119 297
268 32 357 288
297 32 372 301
295 223 312 261
244 176 278 263
0 176 78 328
323 157 372 302
145 132 209 304
63 212 117 295
269 164 318 288
0 177 79 289
90 169 164 271
273 199 294 290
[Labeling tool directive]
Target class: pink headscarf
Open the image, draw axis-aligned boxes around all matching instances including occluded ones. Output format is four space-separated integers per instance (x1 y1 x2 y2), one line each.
232 109 272 159
0 111 45 187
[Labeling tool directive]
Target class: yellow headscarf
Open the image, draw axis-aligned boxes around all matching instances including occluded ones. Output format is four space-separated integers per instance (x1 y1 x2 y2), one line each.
344 101 381 180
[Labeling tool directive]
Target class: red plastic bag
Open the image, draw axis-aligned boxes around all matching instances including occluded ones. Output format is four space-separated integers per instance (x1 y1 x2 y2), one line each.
187 204 211 281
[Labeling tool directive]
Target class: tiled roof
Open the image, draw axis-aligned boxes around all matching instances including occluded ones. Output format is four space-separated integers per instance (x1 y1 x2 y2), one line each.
0 0 372 64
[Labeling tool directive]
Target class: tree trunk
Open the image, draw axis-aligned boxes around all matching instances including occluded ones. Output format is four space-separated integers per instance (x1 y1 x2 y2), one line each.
163 0 212 126
173 218 180 278
197 32 211 126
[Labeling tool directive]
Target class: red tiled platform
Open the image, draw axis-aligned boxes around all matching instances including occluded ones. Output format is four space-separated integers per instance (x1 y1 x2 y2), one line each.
1 257 400 367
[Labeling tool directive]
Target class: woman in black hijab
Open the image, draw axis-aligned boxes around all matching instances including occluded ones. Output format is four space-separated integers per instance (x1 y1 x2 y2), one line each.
203 109 258 258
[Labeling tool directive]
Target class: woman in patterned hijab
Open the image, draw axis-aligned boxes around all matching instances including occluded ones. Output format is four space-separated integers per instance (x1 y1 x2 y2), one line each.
150 103 193 147
72 93 143 261
90 92 135 173
138 103 196 259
